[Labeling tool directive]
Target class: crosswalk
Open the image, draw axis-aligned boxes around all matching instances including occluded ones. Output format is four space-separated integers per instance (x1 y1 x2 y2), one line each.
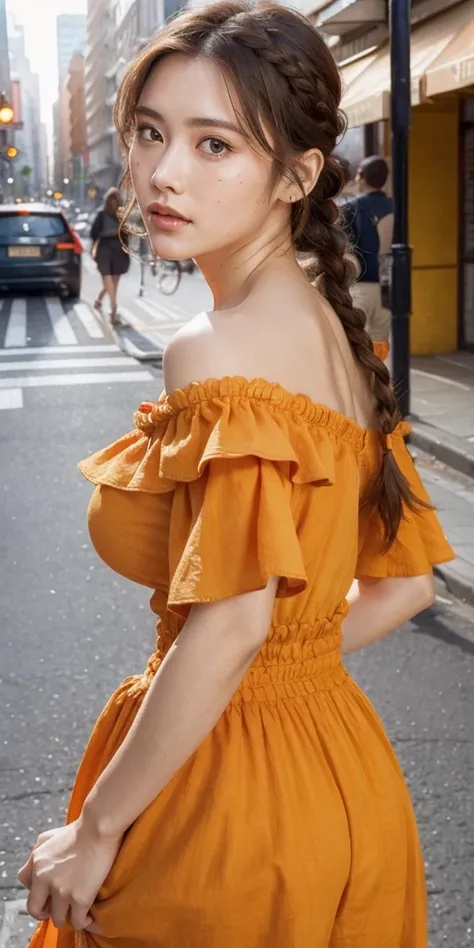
1 295 104 349
0 295 154 410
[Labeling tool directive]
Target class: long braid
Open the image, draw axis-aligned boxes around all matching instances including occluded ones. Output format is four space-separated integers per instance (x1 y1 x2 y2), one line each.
294 156 430 547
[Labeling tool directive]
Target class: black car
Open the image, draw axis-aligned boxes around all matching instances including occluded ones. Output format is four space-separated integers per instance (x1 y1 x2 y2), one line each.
0 203 82 300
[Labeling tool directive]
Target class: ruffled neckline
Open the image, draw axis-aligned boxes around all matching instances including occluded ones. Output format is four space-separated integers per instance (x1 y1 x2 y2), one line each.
135 376 408 454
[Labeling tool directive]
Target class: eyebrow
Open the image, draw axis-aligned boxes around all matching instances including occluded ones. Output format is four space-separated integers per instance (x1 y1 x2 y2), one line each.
135 105 243 135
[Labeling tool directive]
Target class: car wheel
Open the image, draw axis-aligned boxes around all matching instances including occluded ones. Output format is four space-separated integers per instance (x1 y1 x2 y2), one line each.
67 283 81 301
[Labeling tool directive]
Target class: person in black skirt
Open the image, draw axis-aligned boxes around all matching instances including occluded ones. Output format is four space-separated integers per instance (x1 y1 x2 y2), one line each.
90 188 130 325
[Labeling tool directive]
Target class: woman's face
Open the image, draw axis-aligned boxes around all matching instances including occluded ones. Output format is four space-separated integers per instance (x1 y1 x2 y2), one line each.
129 53 288 261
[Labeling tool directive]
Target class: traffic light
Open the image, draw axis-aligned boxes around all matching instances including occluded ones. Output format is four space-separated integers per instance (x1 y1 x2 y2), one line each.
5 146 18 159
53 191 63 200
0 93 14 125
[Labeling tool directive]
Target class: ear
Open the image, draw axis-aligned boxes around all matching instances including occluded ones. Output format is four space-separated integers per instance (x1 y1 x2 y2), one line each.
277 149 324 205
295 148 324 198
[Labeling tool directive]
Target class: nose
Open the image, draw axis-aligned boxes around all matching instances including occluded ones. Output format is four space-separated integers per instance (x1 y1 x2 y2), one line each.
150 144 185 194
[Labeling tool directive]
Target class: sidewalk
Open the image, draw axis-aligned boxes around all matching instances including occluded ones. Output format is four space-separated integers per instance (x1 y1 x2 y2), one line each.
410 352 474 478
408 351 474 608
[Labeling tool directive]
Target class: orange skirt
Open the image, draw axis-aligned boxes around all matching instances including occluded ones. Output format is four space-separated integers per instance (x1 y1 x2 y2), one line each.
28 652 427 948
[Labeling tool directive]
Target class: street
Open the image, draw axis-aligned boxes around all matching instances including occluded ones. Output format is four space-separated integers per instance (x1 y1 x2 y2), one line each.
0 260 473 948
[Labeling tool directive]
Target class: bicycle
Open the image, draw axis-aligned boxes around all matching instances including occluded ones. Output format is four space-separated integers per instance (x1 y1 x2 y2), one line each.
149 254 196 296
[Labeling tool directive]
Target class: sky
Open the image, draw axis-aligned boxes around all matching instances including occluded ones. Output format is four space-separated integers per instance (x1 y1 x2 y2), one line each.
7 0 87 126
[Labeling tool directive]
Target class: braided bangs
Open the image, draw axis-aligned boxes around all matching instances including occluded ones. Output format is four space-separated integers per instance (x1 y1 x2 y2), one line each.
115 0 430 549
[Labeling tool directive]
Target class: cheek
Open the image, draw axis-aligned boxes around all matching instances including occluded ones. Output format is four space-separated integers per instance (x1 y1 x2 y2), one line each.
129 158 139 192
206 162 269 224
129 148 147 196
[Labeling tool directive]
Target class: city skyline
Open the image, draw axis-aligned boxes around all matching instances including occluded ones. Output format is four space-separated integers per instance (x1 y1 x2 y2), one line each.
6 0 86 128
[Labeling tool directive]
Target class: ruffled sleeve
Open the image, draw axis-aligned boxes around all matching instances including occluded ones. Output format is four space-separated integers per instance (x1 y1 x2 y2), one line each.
356 422 455 578
78 378 344 617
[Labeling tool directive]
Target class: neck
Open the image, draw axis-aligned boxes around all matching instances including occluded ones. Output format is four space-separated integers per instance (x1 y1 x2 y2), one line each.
195 223 297 310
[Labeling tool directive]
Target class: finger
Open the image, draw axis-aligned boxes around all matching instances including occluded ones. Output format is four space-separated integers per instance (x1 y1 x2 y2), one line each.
27 879 51 922
17 854 34 889
84 919 103 935
33 832 55 850
69 902 97 933
50 892 71 929
85 916 103 935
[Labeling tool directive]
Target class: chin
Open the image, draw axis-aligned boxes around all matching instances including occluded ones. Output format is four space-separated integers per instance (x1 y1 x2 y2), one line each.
147 236 196 262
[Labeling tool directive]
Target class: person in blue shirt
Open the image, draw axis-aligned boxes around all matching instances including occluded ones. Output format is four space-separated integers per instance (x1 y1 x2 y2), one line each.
340 156 393 344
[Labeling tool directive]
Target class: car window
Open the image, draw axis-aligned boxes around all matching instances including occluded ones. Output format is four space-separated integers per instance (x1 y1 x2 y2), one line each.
0 214 68 239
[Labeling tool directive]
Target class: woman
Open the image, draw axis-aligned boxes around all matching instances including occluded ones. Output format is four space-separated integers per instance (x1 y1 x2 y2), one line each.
21 3 453 946
90 187 129 324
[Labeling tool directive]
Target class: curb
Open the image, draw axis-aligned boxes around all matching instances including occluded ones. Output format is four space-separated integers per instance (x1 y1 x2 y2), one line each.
84 298 164 364
434 558 474 610
119 336 163 363
409 419 474 480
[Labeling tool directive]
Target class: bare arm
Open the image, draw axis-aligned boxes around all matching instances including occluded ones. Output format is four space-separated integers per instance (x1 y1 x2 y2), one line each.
342 573 435 654
81 581 277 840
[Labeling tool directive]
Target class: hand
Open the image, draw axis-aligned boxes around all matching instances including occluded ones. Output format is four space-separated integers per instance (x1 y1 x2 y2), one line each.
17 815 123 932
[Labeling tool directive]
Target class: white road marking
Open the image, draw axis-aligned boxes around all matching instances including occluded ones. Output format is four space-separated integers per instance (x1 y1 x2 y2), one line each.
135 298 173 322
73 302 104 338
0 388 23 409
4 299 27 347
113 305 148 331
0 356 136 372
137 296 189 322
115 303 174 346
0 371 152 389
0 344 115 356
45 297 78 345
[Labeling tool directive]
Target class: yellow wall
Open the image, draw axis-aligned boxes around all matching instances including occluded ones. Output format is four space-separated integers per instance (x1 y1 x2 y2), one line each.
409 102 459 354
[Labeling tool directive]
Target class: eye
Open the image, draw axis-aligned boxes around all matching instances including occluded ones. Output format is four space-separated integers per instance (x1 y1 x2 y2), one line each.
136 124 163 143
199 137 230 158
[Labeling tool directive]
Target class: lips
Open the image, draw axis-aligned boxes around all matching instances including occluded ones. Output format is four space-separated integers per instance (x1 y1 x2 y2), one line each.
148 203 190 222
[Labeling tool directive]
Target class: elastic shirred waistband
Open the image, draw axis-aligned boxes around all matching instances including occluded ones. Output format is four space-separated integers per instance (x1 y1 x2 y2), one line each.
136 610 348 704
234 630 347 704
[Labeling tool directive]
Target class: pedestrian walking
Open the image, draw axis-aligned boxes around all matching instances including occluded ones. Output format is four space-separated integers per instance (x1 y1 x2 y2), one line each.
20 3 454 946
90 188 130 325
340 155 394 344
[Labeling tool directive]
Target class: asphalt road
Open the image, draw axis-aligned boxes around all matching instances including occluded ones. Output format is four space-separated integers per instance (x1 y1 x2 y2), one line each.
0 276 473 947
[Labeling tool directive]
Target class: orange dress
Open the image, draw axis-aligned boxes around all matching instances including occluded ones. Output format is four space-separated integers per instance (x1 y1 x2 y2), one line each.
29 377 454 948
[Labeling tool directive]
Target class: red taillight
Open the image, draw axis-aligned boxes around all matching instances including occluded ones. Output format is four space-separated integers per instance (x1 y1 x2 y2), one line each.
57 230 83 254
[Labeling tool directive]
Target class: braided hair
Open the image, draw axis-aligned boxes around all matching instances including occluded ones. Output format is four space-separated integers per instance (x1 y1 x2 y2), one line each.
115 0 427 548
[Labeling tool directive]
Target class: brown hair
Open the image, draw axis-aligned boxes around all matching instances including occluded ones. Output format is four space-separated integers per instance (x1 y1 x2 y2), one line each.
103 187 121 217
114 0 428 549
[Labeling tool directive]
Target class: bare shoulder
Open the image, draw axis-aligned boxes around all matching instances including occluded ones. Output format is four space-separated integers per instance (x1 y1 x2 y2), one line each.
163 307 259 394
163 312 218 394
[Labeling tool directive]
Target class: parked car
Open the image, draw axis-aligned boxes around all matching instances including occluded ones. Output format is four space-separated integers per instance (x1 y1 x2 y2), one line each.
0 203 82 299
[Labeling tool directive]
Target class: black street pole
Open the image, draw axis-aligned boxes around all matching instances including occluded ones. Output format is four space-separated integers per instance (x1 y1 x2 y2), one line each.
389 0 412 418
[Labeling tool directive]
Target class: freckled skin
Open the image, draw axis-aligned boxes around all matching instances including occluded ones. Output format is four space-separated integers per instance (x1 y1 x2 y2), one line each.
129 54 290 263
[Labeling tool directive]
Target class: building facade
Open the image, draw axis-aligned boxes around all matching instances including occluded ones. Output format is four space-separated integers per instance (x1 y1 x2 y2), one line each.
305 0 474 354
85 0 119 196
57 15 87 84
68 53 88 206
54 14 86 195
85 0 175 198
0 0 10 93
7 14 43 199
